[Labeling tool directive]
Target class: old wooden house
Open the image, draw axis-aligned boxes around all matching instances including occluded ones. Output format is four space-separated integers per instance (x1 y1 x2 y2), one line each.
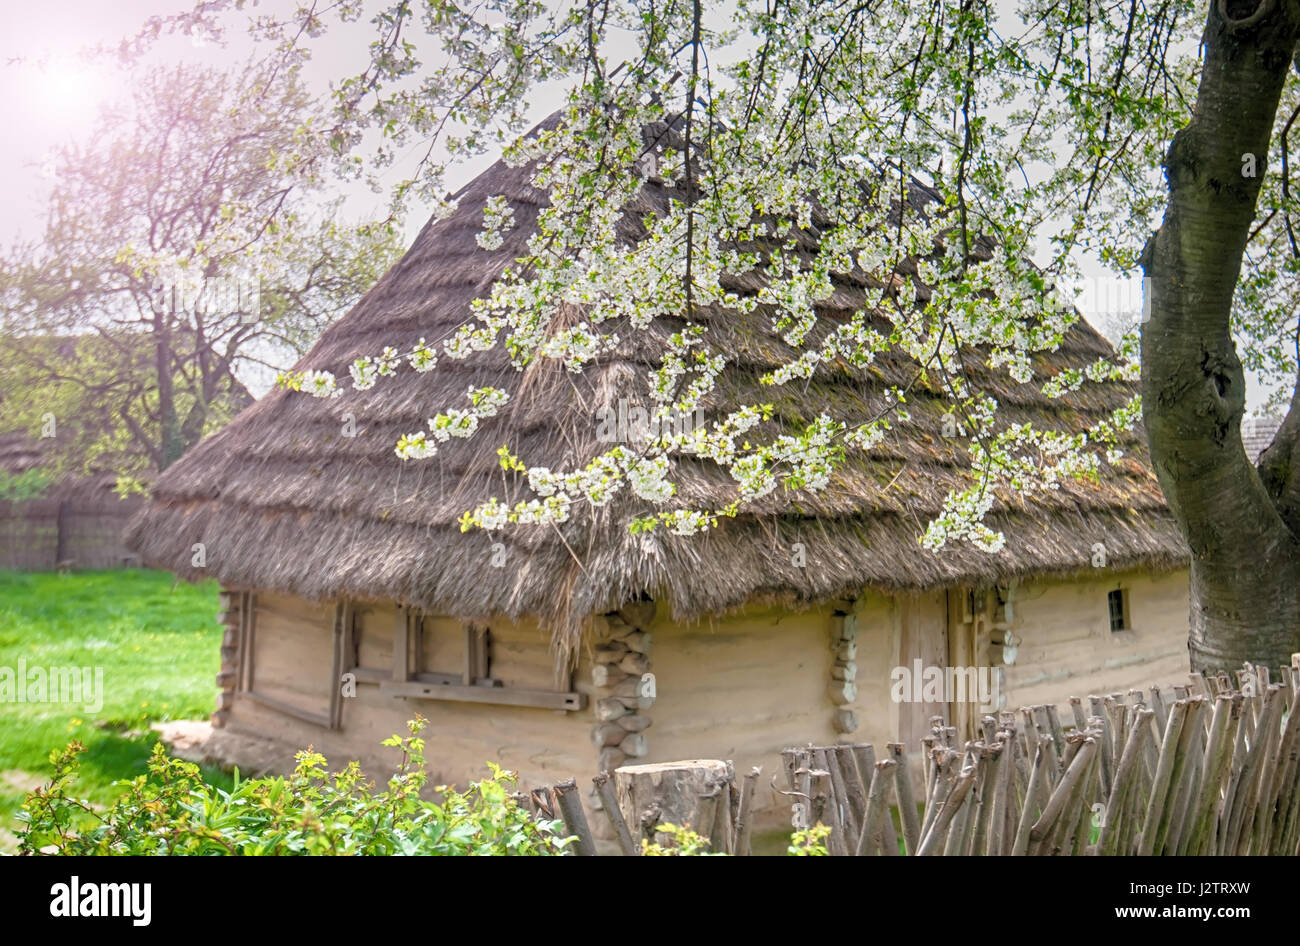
125 119 1193 826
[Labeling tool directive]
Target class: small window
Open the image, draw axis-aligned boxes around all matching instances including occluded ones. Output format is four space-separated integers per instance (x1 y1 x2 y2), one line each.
1107 588 1129 632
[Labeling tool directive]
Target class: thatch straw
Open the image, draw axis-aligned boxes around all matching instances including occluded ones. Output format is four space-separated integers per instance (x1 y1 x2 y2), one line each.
125 112 1189 663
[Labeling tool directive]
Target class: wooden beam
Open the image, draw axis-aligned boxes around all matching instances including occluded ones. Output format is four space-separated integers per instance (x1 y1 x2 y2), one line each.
463 624 477 685
340 601 356 672
328 602 343 730
233 591 250 692
474 625 490 680
354 667 458 686
245 690 332 729
410 611 423 675
242 593 258 693
393 606 410 682
381 679 586 711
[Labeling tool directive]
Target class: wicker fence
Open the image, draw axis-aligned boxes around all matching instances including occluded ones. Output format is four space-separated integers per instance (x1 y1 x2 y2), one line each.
518 659 1300 856
0 494 143 571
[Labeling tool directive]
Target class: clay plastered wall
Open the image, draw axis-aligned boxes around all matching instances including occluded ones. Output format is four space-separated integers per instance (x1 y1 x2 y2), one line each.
235 592 931 822
844 591 905 753
229 596 593 789
1002 568 1191 713
647 601 839 818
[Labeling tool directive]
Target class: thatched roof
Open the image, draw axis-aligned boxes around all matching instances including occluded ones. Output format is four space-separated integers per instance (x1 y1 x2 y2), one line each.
0 430 46 477
126 115 1189 652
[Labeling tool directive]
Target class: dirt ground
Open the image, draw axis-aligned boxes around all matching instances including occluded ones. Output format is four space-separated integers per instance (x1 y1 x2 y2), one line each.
151 720 300 777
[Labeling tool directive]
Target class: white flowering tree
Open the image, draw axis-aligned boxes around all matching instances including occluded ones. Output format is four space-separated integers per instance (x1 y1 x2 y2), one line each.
145 0 1300 669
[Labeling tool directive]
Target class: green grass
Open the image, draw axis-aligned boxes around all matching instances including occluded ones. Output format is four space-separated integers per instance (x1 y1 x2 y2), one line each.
0 569 233 850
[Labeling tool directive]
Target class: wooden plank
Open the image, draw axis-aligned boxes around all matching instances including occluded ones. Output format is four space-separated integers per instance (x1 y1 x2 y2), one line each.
474 625 490 680
355 605 393 670
245 689 332 729
252 610 333 696
380 679 586 711
351 666 389 685
948 587 979 742
410 612 423 677
393 606 410 682
341 600 357 672
244 593 258 693
328 601 344 730
252 593 334 634
354 666 460 686
463 624 476 685
251 605 334 640
898 590 947 750
235 591 250 692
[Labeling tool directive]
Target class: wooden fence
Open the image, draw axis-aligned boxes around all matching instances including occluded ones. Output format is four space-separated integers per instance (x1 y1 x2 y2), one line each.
516 657 1300 855
0 495 142 571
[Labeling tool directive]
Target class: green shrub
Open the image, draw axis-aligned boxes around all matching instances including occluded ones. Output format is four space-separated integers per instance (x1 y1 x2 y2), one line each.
0 469 53 502
641 822 724 856
787 823 832 855
18 716 574 856
641 821 832 856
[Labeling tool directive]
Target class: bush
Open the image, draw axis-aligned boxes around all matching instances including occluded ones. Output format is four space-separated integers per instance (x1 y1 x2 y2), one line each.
19 716 574 856
641 822 724 856
0 469 52 502
787 824 832 856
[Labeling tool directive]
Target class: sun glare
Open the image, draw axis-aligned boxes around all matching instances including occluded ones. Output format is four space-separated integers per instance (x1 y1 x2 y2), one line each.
30 56 115 132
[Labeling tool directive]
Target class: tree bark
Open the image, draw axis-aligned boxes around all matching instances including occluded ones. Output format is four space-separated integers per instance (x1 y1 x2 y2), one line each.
154 312 184 470
1141 1 1300 672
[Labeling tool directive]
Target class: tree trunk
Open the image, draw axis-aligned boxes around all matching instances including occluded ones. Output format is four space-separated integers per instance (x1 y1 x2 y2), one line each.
614 759 732 846
155 313 184 470
1141 1 1300 672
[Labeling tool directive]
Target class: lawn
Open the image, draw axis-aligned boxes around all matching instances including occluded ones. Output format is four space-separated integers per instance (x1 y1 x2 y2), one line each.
0 569 233 851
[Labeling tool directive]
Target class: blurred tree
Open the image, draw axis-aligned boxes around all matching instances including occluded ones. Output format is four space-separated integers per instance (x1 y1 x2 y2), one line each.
0 59 402 479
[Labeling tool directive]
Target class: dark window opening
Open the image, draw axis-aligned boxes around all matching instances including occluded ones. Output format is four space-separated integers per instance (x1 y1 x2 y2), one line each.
1108 589 1129 632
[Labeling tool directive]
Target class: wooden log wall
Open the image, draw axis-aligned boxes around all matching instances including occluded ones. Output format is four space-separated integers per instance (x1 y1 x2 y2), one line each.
212 589 247 729
588 601 656 773
585 600 657 836
828 604 860 735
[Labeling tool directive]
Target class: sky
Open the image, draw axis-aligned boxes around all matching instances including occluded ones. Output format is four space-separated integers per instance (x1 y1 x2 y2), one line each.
0 0 1277 412
0 0 468 249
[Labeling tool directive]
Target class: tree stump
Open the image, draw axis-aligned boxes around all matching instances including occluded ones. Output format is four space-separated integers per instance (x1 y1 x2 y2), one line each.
615 760 733 846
